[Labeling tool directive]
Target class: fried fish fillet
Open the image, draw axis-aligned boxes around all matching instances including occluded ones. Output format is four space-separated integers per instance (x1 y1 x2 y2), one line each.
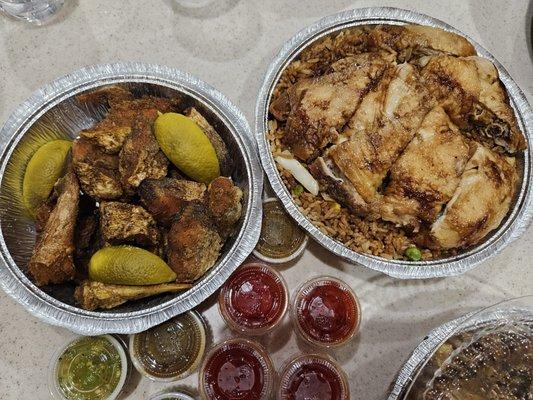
421 55 525 153
75 280 192 310
166 203 222 283
206 176 243 238
376 107 471 229
422 144 518 249
78 93 175 154
28 171 79 286
283 52 393 161
138 178 206 227
118 109 168 195
99 201 160 248
72 138 123 200
184 107 232 176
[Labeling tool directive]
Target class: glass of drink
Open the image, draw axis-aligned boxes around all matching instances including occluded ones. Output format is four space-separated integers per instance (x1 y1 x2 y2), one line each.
0 0 64 24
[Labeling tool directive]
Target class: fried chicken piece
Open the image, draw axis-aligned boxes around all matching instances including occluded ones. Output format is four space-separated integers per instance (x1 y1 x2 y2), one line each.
75 280 192 311
28 171 79 286
75 85 134 108
185 107 232 176
166 203 222 283
317 63 433 213
72 138 123 200
138 178 206 227
422 144 518 249
119 109 168 195
74 194 98 264
283 52 393 161
421 55 525 153
375 107 471 229
368 24 476 61
78 93 176 154
206 177 243 238
99 201 160 248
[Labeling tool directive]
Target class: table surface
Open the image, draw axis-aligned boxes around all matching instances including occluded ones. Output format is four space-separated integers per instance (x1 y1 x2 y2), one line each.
0 0 532 399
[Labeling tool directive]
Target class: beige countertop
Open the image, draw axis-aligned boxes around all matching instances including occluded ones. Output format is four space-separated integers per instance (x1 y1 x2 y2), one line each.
0 0 532 398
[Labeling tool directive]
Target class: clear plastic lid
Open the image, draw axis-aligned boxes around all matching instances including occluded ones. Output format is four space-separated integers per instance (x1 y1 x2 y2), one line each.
148 390 196 400
423 296 533 400
199 338 275 400
49 334 128 400
218 262 289 335
278 353 350 400
292 276 361 348
129 311 207 382
402 296 533 400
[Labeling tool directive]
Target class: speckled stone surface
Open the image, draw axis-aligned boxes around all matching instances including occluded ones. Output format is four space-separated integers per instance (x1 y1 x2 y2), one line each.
0 0 532 399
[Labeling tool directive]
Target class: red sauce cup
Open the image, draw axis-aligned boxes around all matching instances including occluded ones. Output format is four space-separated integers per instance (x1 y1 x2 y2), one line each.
292 276 361 348
199 338 275 400
278 353 350 400
218 262 288 335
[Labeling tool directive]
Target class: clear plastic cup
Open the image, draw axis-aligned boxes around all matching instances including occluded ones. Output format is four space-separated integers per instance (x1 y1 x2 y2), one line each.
199 338 275 400
129 311 207 382
218 262 289 335
292 276 361 348
278 353 350 400
0 0 64 24
48 334 129 400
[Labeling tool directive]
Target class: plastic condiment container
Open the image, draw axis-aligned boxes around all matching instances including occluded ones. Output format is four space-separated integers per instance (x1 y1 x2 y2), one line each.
253 198 308 264
292 276 361 348
218 262 288 335
49 334 129 400
129 311 207 382
148 391 196 400
199 338 275 400
278 353 350 400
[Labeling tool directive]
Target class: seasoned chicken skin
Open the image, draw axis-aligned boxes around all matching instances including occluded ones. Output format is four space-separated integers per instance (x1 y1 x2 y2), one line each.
166 203 222 283
119 109 168 195
423 145 518 249
421 55 525 153
138 178 206 227
368 24 476 61
319 63 433 212
99 202 160 248
28 171 79 286
376 107 471 229
283 52 393 161
75 280 192 310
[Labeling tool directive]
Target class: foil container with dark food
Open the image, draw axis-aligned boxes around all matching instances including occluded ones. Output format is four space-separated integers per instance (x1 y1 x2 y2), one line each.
0 62 263 335
255 7 533 278
388 296 533 399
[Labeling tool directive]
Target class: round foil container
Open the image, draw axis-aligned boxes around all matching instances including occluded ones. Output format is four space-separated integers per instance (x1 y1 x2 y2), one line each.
255 7 533 278
387 296 533 399
0 62 263 334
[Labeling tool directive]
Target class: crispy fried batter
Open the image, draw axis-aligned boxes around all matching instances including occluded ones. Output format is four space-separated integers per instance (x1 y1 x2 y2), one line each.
28 171 79 286
138 178 206 226
75 85 134 108
185 107 232 176
99 201 160 248
166 203 222 283
75 280 192 310
72 138 123 200
206 176 243 238
119 109 168 195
